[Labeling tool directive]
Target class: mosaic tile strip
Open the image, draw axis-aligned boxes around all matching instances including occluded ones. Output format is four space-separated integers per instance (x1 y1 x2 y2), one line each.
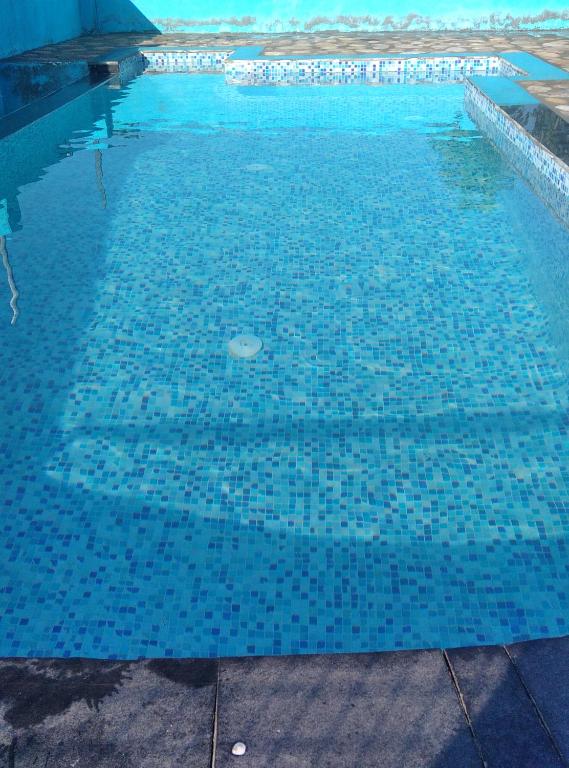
465 79 569 226
142 50 231 74
87 46 541 92
117 53 146 86
0 60 89 119
224 54 506 86
498 57 528 77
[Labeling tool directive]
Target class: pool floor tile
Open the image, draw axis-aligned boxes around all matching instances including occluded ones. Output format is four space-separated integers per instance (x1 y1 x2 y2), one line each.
0 641 568 767
215 651 481 768
2 73 569 658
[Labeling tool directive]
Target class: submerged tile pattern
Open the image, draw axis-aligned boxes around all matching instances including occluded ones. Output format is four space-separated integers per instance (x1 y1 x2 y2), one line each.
81 45 569 316
1 76 569 658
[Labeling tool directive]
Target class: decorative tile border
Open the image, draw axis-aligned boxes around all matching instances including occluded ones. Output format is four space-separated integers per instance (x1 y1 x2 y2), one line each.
141 49 231 74
225 55 506 86
96 46 527 88
129 48 524 85
465 78 569 225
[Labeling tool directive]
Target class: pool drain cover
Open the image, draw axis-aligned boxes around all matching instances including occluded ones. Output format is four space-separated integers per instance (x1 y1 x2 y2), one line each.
228 335 263 359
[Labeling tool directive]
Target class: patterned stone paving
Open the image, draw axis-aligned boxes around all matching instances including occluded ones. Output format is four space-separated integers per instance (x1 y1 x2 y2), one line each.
6 31 569 61
7 30 569 64
523 80 569 118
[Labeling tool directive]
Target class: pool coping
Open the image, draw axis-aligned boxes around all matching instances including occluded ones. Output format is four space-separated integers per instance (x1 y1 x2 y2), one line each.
1 634 568 767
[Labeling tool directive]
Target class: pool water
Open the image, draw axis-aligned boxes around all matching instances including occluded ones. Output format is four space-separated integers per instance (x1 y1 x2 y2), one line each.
1 74 569 658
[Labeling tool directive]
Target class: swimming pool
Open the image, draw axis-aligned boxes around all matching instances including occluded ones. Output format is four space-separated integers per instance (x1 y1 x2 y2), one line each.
1 72 569 658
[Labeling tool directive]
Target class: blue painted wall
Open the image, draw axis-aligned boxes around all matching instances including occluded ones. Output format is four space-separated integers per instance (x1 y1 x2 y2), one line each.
94 0 569 33
1 0 569 61
0 0 86 58
79 0 98 31
93 1 159 32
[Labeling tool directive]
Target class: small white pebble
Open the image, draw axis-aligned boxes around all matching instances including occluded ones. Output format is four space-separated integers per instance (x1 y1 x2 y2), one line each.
231 741 247 756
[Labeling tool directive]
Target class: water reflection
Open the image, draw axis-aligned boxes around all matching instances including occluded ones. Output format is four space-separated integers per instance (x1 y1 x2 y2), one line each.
0 235 18 325
0 78 129 323
94 149 107 210
0 78 122 236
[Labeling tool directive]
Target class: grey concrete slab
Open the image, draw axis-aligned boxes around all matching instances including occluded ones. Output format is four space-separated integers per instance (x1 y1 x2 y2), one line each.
446 646 563 768
0 658 217 768
216 651 481 768
508 636 569 764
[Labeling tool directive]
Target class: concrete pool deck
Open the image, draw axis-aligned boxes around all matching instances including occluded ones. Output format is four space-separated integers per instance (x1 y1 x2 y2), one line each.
0 636 568 767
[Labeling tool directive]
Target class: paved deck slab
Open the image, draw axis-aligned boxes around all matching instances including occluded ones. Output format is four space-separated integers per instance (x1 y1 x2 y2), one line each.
0 642 568 768
215 651 481 768
508 637 569 764
447 646 564 768
0 658 217 768
7 31 569 67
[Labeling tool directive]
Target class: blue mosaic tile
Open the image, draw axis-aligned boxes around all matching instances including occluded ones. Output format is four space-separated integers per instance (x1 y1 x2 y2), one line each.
0 73 568 659
465 80 569 226
117 53 146 85
224 53 506 86
142 48 231 74
125 46 523 87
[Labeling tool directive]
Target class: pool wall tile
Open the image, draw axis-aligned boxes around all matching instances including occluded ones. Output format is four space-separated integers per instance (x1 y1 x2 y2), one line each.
465 78 569 226
224 54 506 86
142 49 231 73
0 60 89 118
132 49 520 85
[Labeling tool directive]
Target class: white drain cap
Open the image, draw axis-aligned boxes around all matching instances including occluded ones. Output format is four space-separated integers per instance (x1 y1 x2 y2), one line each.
228 335 263 360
